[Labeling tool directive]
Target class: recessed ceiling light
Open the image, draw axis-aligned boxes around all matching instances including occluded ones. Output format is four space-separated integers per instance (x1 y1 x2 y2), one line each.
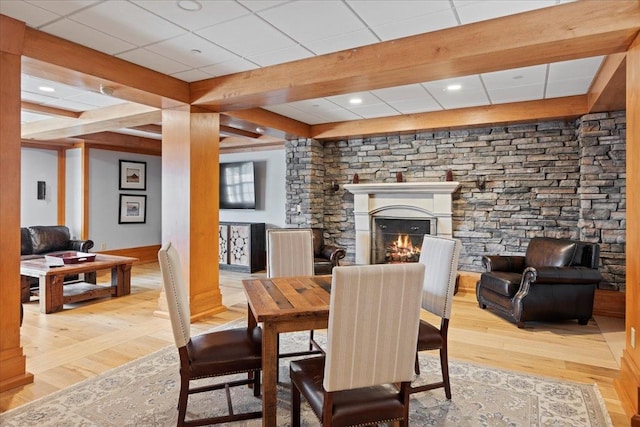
177 0 202 11
446 84 462 91
190 49 202 55
38 86 55 92
513 75 524 80
256 127 264 133
349 97 362 105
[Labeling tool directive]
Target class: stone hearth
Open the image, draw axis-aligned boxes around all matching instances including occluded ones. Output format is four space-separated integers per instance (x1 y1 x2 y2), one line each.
344 182 460 265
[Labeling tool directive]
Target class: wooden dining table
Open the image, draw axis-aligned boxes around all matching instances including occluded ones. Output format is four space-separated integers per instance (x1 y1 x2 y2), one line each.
242 274 332 427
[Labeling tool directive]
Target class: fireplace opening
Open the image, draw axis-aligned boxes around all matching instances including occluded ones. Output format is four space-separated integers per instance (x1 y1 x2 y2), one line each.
371 217 433 264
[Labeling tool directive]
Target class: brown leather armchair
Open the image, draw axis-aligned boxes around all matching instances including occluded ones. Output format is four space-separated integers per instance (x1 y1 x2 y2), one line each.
476 237 601 328
311 228 346 275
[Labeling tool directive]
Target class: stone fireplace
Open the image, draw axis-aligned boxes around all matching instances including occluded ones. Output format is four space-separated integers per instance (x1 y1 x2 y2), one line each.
344 182 460 265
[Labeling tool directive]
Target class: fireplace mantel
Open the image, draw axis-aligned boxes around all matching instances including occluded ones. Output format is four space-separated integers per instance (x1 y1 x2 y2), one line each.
344 182 460 195
345 181 460 264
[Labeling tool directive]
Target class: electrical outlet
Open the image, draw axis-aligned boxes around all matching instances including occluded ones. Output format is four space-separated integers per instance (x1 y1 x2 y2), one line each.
100 242 107 250
632 327 636 349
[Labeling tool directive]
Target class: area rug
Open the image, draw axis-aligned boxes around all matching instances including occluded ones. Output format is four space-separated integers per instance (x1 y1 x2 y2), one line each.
1 323 612 427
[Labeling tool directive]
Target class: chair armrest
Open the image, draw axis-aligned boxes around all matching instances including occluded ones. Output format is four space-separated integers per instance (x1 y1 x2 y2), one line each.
482 255 525 273
321 244 346 264
69 239 94 252
523 266 602 285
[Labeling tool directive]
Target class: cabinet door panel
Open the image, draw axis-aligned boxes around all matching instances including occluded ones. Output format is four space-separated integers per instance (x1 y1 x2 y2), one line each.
229 225 250 266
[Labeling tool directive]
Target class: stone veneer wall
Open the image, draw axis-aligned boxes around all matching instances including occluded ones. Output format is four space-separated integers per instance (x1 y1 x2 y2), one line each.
285 111 626 290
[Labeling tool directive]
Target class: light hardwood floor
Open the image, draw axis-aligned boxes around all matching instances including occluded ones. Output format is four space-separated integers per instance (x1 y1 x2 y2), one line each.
1 262 629 426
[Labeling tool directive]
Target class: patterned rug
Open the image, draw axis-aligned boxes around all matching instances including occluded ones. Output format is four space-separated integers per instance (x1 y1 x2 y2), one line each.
1 324 612 427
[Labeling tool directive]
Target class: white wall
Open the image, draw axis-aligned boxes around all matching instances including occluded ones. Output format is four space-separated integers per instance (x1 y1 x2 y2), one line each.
220 149 286 228
89 149 161 251
21 147 58 226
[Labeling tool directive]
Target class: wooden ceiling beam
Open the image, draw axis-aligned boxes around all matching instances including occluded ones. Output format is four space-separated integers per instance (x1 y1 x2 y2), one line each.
222 109 311 139
311 96 589 140
21 101 81 119
21 103 161 140
588 53 627 112
191 1 640 112
21 27 189 109
130 124 162 135
76 131 161 155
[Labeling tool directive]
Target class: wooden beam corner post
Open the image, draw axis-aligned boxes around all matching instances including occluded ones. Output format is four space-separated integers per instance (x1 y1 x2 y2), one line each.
614 31 640 424
0 14 34 391
156 108 225 322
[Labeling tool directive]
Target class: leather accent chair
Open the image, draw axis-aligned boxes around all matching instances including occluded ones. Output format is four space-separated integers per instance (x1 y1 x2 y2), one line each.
290 263 425 427
158 242 262 426
410 235 461 399
311 228 346 275
476 237 602 328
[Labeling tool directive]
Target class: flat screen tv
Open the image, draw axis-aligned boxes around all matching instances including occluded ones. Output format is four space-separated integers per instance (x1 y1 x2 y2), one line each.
219 161 256 210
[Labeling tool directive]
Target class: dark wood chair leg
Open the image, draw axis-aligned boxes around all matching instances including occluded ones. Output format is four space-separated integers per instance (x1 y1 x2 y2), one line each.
292 382 301 427
177 375 189 427
440 345 451 399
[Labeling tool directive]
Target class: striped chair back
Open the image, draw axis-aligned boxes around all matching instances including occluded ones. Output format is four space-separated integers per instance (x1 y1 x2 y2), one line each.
266 228 314 278
418 235 461 319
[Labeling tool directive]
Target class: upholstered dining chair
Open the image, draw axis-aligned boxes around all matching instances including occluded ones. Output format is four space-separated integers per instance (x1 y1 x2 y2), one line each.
290 263 425 426
158 242 262 426
266 228 324 360
410 234 462 399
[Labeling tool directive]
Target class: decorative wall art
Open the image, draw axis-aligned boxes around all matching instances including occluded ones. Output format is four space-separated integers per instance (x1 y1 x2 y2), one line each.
119 160 147 190
119 194 147 224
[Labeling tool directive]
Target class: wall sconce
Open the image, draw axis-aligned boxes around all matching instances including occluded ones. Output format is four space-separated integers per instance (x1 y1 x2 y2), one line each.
476 176 487 191
37 181 46 200
330 181 339 192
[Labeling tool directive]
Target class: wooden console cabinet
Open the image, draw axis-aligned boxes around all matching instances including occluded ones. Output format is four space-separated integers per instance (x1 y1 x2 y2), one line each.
219 222 265 273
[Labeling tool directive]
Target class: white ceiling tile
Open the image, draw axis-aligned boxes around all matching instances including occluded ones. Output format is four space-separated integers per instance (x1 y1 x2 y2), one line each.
238 1 290 12
22 76 86 98
422 75 489 109
170 69 216 83
548 56 604 81
66 92 125 108
132 0 250 31
196 14 296 57
145 33 239 68
21 110 52 123
21 91 58 104
199 57 259 77
347 103 400 119
258 1 365 43
69 1 187 46
41 19 136 55
370 9 459 41
481 64 547 90
347 0 452 27
113 128 161 140
325 92 383 109
372 84 433 103
286 98 345 114
545 78 593 98
303 29 379 55
487 84 544 104
263 104 327 125
454 0 559 25
246 45 313 67
0 0 59 27
25 0 99 16
116 48 191 75
42 98 94 112
314 108 363 123
387 98 443 114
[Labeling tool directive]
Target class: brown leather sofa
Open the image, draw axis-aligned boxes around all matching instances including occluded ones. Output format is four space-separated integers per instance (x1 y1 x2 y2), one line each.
20 225 94 302
312 228 346 275
476 237 601 328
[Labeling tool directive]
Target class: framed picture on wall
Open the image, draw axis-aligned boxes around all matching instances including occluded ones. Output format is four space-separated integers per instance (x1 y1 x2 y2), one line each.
119 194 147 224
119 160 146 190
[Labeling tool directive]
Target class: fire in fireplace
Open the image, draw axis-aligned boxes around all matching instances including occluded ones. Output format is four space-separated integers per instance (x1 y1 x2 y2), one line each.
371 217 434 264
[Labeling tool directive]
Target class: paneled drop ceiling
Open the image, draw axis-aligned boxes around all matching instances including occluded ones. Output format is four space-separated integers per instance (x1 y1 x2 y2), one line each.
0 0 631 149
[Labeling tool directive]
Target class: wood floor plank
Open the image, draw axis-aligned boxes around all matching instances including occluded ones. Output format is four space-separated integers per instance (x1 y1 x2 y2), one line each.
0 262 629 425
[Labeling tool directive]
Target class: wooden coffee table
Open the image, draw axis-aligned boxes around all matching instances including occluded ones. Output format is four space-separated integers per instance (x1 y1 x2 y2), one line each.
20 254 137 313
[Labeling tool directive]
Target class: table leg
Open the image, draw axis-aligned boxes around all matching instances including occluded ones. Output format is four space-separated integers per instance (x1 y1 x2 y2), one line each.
262 323 278 427
40 274 64 313
111 263 132 297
